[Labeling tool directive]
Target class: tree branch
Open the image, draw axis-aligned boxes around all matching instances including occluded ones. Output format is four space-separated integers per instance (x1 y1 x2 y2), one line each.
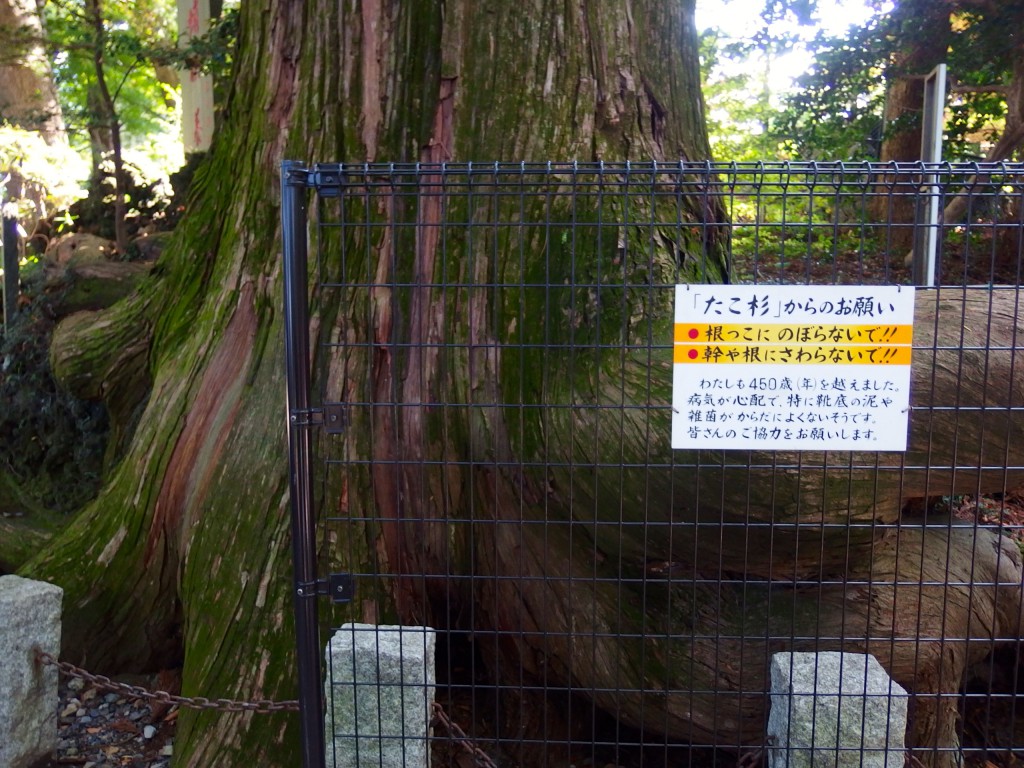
949 82 1009 96
111 55 142 104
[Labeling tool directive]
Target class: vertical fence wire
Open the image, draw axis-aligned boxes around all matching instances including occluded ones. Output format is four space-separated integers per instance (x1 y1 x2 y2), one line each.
286 161 1024 767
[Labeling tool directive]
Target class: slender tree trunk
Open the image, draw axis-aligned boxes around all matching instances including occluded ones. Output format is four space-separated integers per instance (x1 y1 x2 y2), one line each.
84 0 128 254
872 0 950 250
0 0 66 144
876 0 950 165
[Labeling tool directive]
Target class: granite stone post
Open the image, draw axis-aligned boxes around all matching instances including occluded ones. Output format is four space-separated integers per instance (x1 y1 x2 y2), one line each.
768 652 908 768
0 575 63 768
325 623 436 768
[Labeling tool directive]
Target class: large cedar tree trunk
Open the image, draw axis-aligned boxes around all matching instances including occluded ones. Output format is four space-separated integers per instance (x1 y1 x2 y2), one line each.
22 1 723 765
19 2 1024 767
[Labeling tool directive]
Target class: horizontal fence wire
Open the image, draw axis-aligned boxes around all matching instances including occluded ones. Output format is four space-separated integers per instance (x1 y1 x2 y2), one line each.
295 161 1024 768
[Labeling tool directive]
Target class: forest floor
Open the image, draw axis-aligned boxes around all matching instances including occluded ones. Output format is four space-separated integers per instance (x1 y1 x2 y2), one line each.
44 672 177 768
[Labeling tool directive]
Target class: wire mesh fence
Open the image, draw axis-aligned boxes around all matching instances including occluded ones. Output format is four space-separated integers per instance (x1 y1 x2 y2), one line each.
282 161 1024 768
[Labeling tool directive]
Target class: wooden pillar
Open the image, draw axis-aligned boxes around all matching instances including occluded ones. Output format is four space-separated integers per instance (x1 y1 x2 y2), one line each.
177 0 215 153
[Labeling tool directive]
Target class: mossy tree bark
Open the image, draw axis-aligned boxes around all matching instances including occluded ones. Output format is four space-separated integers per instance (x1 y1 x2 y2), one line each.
16 2 1024 768
19 1 721 765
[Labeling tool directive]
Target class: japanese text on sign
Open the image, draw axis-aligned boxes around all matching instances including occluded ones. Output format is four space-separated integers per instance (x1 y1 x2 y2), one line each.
671 285 915 451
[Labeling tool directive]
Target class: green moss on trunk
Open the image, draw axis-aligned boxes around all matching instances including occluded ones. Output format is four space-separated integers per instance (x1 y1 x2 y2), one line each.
19 2 1016 766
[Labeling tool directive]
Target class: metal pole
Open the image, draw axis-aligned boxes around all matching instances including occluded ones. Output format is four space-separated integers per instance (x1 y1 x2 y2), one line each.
281 160 326 768
913 63 946 287
2 205 19 329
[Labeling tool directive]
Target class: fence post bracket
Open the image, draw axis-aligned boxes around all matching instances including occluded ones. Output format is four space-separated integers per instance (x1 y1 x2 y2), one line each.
325 573 355 603
322 403 348 434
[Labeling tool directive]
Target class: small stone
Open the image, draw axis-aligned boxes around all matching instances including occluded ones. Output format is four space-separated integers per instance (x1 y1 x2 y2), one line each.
160 744 174 756
143 724 157 739
104 693 120 704
60 700 80 717
78 715 92 725
129 708 146 720
81 688 98 702
75 707 88 718
68 677 86 692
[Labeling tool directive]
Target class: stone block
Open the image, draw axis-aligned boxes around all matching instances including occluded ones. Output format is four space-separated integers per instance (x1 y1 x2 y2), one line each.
0 575 63 768
325 623 436 768
768 652 908 768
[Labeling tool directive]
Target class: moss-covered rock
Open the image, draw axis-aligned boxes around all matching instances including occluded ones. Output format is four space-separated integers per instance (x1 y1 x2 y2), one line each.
42 233 154 316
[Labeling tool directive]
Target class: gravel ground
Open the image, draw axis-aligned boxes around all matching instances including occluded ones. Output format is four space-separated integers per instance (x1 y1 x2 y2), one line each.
43 673 178 767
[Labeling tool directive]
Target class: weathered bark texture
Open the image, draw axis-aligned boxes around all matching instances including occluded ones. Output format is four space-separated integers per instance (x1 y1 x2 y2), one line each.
0 0 65 143
15 3 1022 768
352 257 1023 766
20 1 720 766
699 289 1024 578
49 298 153 465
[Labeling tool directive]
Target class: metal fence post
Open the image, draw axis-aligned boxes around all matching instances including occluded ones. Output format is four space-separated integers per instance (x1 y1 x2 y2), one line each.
2 202 19 329
912 64 946 287
281 160 326 768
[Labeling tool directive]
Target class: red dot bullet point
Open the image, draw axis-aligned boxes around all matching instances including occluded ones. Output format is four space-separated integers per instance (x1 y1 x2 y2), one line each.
688 328 699 339
688 349 698 359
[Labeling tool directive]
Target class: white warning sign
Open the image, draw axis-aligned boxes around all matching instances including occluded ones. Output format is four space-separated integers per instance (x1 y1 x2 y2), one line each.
671 285 915 451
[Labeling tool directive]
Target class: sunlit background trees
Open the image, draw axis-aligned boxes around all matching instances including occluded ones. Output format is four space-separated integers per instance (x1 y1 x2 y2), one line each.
3 0 1022 238
700 0 1024 163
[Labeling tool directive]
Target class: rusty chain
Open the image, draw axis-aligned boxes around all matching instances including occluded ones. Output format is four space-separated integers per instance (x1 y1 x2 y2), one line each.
38 650 499 766
36 650 299 714
430 702 500 768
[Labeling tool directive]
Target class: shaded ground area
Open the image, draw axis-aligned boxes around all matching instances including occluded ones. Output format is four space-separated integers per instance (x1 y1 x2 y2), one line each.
430 632 742 768
45 673 177 767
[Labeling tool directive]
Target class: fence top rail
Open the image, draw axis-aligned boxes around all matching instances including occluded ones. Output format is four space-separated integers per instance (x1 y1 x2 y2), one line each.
284 160 1024 199
284 159 1024 180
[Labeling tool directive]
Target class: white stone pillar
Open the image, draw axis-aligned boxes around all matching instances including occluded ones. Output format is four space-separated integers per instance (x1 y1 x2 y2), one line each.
325 623 437 768
0 575 63 768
